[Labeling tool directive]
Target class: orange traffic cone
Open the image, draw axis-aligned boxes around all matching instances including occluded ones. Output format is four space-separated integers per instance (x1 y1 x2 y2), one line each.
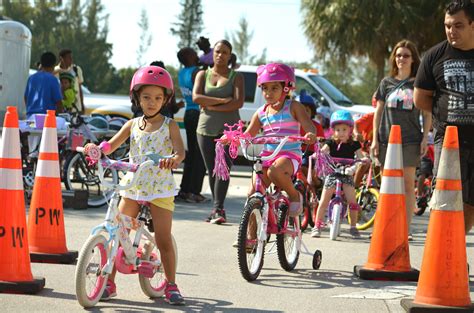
354 125 419 281
27 110 77 263
0 106 45 294
401 126 473 312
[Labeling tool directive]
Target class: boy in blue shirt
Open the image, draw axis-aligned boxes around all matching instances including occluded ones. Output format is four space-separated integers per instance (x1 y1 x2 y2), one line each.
24 51 63 118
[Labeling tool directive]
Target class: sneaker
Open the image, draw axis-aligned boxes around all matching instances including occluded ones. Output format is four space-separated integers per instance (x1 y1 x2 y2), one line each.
192 193 210 203
165 282 185 305
350 227 361 239
175 191 187 202
210 209 226 224
311 226 321 238
183 193 197 203
408 233 413 241
100 279 117 301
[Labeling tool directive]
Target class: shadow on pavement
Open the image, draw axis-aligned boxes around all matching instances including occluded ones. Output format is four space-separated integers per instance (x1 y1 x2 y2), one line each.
86 296 280 312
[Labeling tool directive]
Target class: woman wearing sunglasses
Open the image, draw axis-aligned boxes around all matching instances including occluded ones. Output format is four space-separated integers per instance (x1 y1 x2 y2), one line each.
371 39 432 241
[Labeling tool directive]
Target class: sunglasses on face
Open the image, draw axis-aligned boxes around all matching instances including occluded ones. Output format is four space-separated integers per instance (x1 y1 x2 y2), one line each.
396 54 412 59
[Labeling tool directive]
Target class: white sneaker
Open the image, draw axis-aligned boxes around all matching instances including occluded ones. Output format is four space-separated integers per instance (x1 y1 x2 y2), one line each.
311 227 321 238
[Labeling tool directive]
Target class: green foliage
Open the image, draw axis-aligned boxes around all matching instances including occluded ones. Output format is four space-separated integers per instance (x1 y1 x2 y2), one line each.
300 0 449 104
1 0 115 93
170 0 203 48
137 8 152 67
228 16 266 65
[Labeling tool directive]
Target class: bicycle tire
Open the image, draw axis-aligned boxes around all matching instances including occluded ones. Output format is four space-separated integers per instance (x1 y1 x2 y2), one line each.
350 188 379 230
63 152 118 208
237 197 265 281
139 235 178 298
75 234 109 308
276 203 301 271
329 203 341 241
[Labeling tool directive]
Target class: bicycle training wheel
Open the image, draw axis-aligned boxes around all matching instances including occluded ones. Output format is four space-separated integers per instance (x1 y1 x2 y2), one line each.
139 235 178 298
276 203 301 271
63 152 118 208
329 203 342 241
75 234 109 308
351 188 379 230
237 197 264 281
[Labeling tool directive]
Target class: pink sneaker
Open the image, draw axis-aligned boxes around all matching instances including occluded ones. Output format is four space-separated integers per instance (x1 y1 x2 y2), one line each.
165 282 185 305
100 279 117 301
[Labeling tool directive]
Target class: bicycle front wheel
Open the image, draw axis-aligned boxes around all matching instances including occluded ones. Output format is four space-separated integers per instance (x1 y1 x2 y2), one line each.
329 203 342 241
63 152 118 208
353 188 379 230
276 203 301 271
75 234 109 308
237 197 265 281
139 235 178 298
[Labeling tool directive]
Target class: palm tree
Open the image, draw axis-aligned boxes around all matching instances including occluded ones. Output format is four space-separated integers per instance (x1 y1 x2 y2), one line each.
301 0 447 83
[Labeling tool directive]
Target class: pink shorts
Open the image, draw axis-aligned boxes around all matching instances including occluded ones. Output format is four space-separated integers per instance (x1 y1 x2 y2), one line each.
262 151 301 176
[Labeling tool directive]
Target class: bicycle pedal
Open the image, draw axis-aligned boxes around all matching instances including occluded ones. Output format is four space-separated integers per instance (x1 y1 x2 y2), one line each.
137 261 156 278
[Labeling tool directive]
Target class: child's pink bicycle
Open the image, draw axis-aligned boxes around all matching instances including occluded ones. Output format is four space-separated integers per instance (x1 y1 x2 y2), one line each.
74 145 177 307
214 123 322 282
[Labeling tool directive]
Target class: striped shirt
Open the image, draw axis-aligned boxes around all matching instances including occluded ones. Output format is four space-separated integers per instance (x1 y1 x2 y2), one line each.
257 100 301 157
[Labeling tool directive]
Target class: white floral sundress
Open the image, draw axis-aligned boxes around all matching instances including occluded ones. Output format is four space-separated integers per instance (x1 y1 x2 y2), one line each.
120 117 176 201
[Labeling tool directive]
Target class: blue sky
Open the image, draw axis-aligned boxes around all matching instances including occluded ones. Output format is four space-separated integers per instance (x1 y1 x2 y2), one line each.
102 0 315 69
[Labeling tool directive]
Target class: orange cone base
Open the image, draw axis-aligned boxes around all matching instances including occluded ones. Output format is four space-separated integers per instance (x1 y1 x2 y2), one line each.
0 277 45 294
30 250 78 264
400 298 474 313
354 265 419 281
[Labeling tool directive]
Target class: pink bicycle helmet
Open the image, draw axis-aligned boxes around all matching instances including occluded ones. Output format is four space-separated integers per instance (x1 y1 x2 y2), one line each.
256 63 296 92
129 66 174 100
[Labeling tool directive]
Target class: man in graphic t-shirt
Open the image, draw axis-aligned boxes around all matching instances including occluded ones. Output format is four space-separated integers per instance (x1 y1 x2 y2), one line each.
414 0 474 234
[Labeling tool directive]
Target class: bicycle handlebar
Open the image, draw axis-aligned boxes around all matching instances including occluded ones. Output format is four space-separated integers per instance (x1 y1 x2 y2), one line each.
240 135 307 162
76 145 175 191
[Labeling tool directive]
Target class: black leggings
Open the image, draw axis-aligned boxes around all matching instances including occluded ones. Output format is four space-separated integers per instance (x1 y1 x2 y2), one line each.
197 134 232 210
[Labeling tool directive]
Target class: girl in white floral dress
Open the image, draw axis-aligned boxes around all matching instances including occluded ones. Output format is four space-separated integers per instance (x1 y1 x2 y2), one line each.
87 66 185 305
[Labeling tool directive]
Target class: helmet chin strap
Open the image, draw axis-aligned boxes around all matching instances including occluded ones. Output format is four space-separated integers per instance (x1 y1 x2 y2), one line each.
138 99 168 130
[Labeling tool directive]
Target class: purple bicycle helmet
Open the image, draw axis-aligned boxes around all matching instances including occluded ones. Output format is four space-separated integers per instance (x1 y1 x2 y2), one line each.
256 63 296 92
129 66 174 100
330 110 354 128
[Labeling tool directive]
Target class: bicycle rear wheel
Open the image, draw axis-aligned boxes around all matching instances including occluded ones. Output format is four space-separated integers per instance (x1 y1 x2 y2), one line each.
276 203 301 271
237 197 265 281
63 152 118 208
75 234 109 308
352 188 379 230
139 235 178 298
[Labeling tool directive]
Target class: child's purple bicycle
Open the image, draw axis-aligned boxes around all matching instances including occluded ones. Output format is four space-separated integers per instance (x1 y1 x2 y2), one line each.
214 123 322 282
74 145 177 307
309 156 368 240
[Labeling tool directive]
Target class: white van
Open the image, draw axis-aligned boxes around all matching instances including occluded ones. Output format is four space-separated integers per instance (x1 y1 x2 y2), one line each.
88 65 374 147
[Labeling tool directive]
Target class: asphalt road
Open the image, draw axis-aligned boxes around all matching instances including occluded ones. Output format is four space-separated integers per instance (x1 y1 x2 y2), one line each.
1 168 474 312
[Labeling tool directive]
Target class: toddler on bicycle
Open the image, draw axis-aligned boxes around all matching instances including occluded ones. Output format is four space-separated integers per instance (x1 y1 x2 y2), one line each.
243 63 317 217
86 66 186 305
312 110 366 239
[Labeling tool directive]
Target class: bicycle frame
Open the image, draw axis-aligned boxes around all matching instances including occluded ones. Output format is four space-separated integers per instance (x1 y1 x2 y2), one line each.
241 136 305 244
77 147 173 274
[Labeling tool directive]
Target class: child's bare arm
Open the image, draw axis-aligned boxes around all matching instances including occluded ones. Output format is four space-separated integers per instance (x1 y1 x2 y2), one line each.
244 112 262 137
105 120 133 155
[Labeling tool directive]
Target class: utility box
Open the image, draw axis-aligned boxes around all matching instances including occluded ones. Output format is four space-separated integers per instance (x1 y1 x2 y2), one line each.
0 20 31 122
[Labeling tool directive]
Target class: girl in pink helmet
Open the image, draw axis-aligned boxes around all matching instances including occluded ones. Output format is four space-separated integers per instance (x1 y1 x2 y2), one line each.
86 66 186 305
243 63 317 217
